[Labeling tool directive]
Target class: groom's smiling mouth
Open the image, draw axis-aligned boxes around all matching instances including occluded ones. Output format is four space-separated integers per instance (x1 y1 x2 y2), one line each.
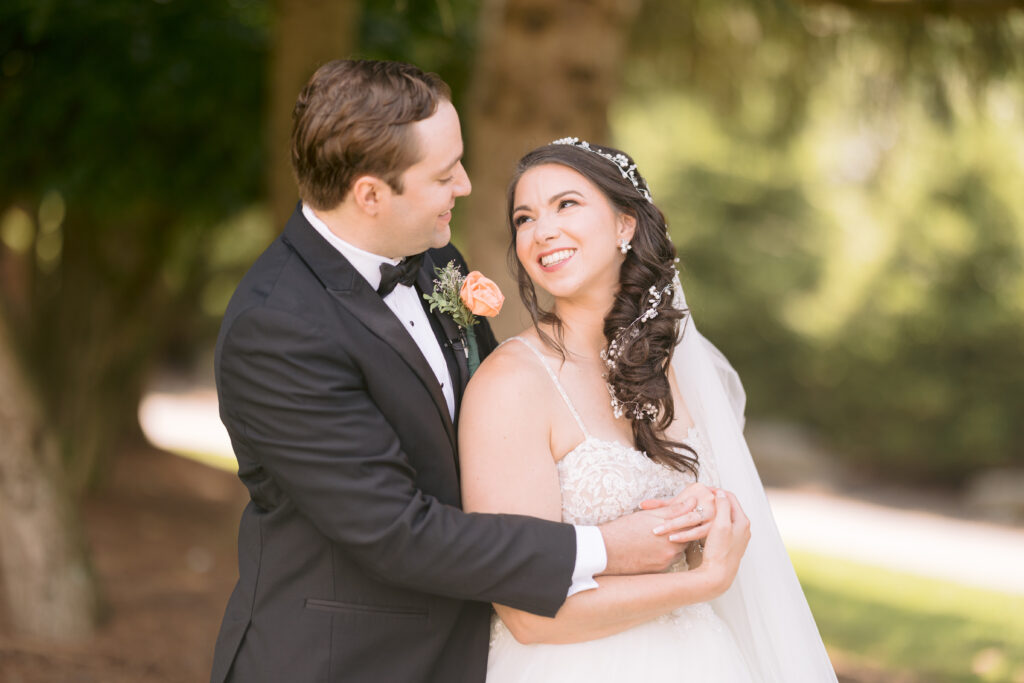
539 248 576 268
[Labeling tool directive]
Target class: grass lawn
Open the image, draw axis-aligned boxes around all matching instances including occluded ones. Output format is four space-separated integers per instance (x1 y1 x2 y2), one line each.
792 550 1024 683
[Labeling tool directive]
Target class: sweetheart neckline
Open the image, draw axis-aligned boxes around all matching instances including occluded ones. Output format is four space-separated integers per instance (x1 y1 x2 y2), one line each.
556 425 701 467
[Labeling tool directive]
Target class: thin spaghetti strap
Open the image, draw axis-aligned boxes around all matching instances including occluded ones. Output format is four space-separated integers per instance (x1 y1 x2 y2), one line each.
501 336 591 439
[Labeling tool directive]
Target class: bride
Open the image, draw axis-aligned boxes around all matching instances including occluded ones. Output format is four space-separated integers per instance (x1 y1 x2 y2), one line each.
458 139 837 682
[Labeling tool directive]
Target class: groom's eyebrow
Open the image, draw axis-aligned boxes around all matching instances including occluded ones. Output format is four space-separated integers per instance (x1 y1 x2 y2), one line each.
439 152 463 173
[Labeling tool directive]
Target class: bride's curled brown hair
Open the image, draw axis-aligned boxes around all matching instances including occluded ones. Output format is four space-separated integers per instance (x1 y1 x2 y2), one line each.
507 142 697 476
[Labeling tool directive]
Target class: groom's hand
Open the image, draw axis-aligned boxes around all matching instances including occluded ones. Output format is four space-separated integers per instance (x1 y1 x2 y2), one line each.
599 503 700 575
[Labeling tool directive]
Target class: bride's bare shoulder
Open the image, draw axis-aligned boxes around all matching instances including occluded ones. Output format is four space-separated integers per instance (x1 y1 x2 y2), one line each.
462 332 553 408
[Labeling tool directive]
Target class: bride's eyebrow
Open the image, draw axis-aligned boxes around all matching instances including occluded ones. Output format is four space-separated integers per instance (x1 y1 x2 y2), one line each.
513 189 581 214
547 189 582 204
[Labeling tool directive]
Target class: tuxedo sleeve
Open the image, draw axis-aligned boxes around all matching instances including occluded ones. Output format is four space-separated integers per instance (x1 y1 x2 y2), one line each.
217 304 576 617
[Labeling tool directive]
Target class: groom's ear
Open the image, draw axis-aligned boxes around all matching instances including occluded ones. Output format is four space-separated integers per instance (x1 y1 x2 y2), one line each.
350 175 391 217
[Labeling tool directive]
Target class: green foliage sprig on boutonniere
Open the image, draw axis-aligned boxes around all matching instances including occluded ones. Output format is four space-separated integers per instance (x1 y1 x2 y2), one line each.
423 260 504 376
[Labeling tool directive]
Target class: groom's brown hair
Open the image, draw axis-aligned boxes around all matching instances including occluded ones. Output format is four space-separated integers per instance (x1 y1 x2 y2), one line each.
291 59 451 210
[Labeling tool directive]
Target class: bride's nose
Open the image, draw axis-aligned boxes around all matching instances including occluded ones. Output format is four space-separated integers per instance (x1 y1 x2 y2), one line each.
534 214 561 242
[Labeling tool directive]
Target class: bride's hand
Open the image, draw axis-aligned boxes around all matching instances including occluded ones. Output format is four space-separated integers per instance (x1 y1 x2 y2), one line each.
695 490 750 597
640 482 718 543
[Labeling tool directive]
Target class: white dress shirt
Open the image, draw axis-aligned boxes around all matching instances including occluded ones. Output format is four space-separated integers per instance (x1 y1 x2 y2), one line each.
302 203 606 596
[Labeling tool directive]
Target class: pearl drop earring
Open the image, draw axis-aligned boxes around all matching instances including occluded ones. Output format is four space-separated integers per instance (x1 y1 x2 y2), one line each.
618 238 632 255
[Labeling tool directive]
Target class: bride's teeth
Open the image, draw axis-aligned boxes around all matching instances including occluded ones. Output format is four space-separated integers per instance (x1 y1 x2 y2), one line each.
541 249 575 267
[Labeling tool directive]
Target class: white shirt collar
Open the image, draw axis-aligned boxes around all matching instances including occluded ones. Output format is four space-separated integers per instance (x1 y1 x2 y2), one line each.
301 202 400 291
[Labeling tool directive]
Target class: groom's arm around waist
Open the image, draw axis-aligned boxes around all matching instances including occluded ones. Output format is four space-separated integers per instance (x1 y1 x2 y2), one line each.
217 302 575 618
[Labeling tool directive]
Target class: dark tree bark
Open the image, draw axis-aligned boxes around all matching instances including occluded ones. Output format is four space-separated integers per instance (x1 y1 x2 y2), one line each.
268 0 362 228
0 313 98 639
461 0 644 338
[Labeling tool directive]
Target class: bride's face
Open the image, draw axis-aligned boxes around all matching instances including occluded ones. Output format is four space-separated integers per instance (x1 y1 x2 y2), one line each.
512 163 636 304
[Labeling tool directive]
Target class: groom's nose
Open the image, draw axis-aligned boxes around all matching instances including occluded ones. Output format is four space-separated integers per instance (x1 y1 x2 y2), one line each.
453 162 471 197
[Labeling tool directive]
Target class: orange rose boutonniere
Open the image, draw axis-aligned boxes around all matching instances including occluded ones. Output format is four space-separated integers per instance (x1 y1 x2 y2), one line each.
459 270 504 319
423 261 504 375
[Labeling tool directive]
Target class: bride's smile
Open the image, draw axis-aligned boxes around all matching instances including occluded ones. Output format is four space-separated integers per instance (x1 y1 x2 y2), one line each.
538 247 577 269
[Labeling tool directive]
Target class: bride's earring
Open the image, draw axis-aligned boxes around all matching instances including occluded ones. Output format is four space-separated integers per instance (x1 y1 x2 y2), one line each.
618 238 632 255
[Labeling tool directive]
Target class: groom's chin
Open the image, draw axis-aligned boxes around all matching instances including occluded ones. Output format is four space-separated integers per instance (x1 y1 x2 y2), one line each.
430 225 452 249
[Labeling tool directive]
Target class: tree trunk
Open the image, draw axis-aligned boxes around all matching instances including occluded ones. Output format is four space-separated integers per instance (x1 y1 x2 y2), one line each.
461 0 644 339
268 0 362 228
0 314 98 639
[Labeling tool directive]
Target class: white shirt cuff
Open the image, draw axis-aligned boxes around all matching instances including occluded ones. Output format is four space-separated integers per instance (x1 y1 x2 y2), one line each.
567 525 607 598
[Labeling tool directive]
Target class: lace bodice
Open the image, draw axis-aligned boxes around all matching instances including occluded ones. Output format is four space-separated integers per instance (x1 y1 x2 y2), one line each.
557 428 717 526
489 337 726 644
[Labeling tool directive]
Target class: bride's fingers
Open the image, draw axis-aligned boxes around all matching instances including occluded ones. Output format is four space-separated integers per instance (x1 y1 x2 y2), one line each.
650 501 701 534
703 491 733 546
640 495 693 511
724 491 750 540
651 508 705 536
668 521 712 543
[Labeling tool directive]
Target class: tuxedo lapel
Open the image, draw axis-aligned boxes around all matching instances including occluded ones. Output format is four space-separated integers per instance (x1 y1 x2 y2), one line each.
281 208 457 451
417 252 471 399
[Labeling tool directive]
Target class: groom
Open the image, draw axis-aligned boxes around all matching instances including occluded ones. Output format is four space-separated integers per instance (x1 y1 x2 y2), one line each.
210 59 693 683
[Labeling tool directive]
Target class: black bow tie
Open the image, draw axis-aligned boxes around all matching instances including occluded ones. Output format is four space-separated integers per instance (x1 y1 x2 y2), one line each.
377 253 424 297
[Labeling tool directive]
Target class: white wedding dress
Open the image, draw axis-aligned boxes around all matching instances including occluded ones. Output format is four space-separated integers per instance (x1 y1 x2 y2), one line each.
486 337 757 682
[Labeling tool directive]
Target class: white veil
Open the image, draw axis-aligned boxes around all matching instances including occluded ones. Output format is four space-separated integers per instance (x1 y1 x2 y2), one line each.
671 277 838 682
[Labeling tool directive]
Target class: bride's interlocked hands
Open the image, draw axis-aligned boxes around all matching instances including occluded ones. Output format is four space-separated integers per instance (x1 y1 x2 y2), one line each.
641 482 718 543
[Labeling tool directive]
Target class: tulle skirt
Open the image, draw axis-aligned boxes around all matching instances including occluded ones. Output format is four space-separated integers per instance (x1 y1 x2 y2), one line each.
487 602 757 682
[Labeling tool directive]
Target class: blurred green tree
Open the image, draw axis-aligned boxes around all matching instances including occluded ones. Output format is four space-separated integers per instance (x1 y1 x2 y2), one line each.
618 0 1024 483
0 0 270 638
0 0 268 491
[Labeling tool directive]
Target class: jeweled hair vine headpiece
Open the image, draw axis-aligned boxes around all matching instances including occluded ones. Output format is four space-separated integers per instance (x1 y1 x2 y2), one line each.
599 281 677 421
551 137 653 203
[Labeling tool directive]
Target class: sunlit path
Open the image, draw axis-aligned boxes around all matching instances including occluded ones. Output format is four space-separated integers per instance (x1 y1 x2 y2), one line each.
768 489 1024 596
139 389 236 472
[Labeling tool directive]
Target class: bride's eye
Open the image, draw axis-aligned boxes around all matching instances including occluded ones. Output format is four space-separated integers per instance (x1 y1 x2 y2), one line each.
558 199 577 210
513 214 533 228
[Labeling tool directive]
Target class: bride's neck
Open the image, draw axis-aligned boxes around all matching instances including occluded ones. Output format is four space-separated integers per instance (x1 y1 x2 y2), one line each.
550 300 608 359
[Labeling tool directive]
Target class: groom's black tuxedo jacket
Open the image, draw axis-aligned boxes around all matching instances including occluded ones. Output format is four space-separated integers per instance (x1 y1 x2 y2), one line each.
210 207 576 683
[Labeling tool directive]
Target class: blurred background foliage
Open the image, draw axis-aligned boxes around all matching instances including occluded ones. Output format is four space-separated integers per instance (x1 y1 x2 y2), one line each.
0 0 269 491
1 0 1022 488
617 0 1024 483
